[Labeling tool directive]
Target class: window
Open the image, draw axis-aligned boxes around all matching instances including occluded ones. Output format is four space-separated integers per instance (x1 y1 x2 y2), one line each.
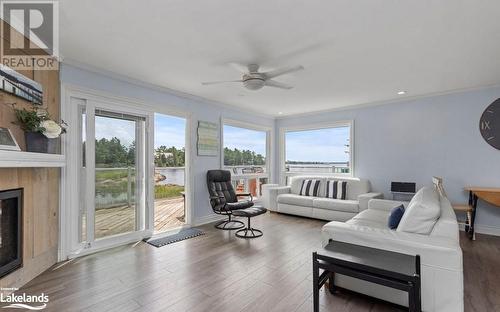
281 121 353 183
223 121 270 199
153 113 187 233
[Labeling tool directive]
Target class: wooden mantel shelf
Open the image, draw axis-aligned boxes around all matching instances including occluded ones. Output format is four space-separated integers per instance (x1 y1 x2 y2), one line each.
0 150 65 168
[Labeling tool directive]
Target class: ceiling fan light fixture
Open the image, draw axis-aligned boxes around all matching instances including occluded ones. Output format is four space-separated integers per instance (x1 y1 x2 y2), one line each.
243 78 265 90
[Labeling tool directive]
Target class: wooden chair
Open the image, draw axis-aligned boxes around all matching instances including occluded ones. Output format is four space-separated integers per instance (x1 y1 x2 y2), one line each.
432 177 475 240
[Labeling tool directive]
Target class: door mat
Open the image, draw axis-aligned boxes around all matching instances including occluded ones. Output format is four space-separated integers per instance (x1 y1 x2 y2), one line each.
145 228 205 247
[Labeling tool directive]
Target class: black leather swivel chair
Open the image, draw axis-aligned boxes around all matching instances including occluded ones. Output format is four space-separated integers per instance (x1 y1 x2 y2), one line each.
207 169 254 230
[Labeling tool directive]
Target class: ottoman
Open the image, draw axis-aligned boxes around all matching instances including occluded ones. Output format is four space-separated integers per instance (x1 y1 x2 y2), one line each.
231 206 267 238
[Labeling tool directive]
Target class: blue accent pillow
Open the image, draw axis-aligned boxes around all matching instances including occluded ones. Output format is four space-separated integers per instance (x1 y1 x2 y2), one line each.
388 205 405 230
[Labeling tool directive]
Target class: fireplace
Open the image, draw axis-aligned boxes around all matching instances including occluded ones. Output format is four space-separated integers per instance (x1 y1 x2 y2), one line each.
0 189 22 279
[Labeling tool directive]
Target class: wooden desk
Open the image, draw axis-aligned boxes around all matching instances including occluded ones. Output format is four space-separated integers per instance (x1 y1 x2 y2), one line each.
464 187 500 239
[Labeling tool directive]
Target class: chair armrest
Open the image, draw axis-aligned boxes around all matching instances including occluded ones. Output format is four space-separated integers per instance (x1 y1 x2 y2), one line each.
236 193 253 202
266 186 291 211
321 221 462 270
368 199 409 212
357 192 384 211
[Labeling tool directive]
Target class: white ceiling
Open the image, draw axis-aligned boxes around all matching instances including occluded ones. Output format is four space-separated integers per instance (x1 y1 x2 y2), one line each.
59 0 500 117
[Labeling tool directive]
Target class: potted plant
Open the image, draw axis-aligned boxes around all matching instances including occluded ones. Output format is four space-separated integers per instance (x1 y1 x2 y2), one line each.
12 104 67 153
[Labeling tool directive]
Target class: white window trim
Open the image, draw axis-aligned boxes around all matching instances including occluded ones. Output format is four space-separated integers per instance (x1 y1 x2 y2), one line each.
279 120 354 185
220 117 273 184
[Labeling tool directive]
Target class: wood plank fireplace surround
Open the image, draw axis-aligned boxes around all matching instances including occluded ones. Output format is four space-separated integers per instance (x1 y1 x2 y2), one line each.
0 20 61 291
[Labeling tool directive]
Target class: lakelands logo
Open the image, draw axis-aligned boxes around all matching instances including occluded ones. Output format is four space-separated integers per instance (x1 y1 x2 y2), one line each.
0 289 48 310
0 0 59 70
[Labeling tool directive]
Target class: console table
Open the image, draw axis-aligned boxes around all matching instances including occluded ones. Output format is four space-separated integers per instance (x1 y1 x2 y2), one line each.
313 241 421 312
465 187 500 240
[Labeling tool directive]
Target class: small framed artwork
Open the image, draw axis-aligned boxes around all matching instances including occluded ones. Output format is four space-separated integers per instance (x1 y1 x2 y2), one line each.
197 121 219 156
0 127 20 151
0 64 43 105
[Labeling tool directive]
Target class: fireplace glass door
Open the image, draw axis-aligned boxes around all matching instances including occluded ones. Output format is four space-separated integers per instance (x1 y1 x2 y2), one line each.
0 189 22 278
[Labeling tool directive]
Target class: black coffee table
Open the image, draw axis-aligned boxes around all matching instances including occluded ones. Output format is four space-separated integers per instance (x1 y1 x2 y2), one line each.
313 240 421 312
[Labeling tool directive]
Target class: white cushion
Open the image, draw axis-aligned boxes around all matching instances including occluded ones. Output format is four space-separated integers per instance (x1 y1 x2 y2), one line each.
277 194 314 206
346 208 389 229
397 186 441 235
313 198 359 213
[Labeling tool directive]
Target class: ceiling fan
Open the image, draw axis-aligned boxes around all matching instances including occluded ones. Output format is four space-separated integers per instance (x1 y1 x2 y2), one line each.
202 63 304 90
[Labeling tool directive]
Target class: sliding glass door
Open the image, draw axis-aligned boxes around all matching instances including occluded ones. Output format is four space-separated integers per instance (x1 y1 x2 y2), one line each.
65 92 191 258
77 101 148 248
94 111 145 239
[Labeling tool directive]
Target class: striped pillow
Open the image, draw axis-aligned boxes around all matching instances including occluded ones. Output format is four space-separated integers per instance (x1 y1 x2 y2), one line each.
299 179 321 197
326 180 347 200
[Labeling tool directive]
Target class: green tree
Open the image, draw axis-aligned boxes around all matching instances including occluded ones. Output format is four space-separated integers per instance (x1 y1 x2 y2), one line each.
223 147 265 166
95 137 131 167
154 146 185 167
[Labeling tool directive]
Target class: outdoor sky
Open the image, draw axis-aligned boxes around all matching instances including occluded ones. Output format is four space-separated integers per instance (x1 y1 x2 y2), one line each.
285 126 350 163
94 114 186 149
223 125 266 156
95 115 349 163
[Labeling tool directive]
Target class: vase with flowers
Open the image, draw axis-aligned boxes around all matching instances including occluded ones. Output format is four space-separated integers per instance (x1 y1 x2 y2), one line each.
11 104 67 153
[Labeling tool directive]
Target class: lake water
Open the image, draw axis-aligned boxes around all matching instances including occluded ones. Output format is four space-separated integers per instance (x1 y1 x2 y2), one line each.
155 168 185 186
95 167 185 209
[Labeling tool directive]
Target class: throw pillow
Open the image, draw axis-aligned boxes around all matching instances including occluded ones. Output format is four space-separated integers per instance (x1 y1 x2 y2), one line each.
397 186 441 234
388 205 405 229
299 179 321 197
326 180 347 199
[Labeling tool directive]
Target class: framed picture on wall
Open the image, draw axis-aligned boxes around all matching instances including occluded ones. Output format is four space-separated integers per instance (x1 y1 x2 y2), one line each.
0 64 43 105
0 127 20 151
197 121 219 156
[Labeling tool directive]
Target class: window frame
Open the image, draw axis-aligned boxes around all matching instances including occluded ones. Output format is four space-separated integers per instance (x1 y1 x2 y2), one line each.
279 120 354 185
221 118 272 194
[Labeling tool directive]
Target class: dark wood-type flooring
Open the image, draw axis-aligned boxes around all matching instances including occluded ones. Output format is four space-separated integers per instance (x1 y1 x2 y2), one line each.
4 212 499 311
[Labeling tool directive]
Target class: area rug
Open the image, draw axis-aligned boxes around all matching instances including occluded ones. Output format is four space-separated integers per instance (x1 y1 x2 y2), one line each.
145 228 205 247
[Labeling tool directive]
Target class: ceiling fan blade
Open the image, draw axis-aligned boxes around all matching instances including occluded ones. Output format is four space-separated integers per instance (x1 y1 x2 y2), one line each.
228 62 249 73
201 80 242 85
263 65 304 79
265 80 293 89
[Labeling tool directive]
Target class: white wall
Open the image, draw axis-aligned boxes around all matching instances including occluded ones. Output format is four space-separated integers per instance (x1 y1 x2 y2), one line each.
60 63 275 223
275 86 500 234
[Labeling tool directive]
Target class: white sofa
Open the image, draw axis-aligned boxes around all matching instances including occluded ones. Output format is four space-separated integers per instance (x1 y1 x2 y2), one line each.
322 187 463 312
267 176 383 221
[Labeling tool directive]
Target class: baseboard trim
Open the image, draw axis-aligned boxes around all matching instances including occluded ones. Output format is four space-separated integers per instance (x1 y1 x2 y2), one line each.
459 223 500 236
194 213 226 226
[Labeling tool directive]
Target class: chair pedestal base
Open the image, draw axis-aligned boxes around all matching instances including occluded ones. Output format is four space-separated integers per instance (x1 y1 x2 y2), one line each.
234 216 263 238
214 215 245 230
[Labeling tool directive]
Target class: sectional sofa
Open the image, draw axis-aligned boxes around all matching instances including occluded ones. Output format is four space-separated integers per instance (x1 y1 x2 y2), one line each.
322 186 463 312
267 176 383 221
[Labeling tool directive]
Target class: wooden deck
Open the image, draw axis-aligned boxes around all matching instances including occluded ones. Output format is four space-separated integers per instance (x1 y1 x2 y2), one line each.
154 197 185 232
94 197 185 238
